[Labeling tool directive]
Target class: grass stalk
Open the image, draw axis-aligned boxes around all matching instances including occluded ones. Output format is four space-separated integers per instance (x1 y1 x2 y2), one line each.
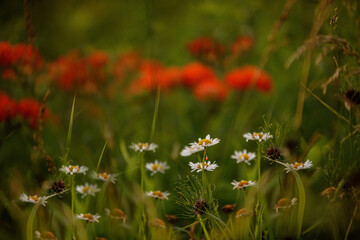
150 86 160 141
197 214 211 240
63 94 76 164
344 203 358 240
71 175 76 239
26 203 41 240
96 140 108 172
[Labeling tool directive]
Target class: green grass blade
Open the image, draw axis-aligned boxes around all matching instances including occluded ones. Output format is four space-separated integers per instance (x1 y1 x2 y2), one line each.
63 94 76 164
150 86 160 141
291 169 305 240
96 140 108 172
304 86 351 126
26 204 41 240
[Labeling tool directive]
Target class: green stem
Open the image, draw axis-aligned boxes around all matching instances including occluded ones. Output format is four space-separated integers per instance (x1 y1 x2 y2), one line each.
71 176 75 239
96 141 108 172
63 94 76 164
97 181 110 213
344 203 358 240
91 223 97 238
26 204 41 240
197 214 211 240
139 154 147 239
150 86 160 141
255 145 262 240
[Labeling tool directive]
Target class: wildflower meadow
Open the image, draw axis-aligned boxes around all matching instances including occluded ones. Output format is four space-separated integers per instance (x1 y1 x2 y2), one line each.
1 0 360 239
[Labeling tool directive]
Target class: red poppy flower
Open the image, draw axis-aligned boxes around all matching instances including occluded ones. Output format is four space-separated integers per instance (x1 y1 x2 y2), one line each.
193 78 228 101
231 36 254 57
113 51 142 80
187 37 225 62
225 65 273 93
17 98 47 129
0 92 17 121
127 61 181 94
181 62 216 88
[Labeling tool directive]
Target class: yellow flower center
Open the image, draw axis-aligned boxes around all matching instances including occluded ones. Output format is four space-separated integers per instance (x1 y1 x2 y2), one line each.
241 153 249 160
99 172 109 179
152 164 162 171
198 139 212 145
69 165 80 172
28 196 39 202
152 191 164 198
252 133 263 138
293 163 304 169
197 162 209 169
238 180 249 188
83 214 94 221
138 143 149 149
82 187 91 193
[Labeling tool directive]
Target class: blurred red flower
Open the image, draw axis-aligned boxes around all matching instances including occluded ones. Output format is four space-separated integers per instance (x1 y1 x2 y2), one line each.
0 92 17 122
113 51 142 80
48 50 108 93
181 62 216 88
0 42 43 80
187 37 225 62
17 98 47 129
231 36 254 57
225 65 273 93
127 61 181 94
193 79 228 101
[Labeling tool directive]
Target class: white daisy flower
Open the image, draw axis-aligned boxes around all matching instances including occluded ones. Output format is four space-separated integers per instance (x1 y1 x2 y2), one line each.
19 193 47 206
76 213 101 223
91 171 117 183
180 145 204 157
129 142 158 152
59 165 88 175
243 132 273 142
146 191 170 200
189 161 218 172
231 180 256 190
231 149 256 165
145 160 170 176
76 183 100 198
194 134 220 148
284 159 313 173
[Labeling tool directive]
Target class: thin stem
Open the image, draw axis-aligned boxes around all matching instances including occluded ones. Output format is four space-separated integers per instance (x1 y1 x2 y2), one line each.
255 144 262 240
91 223 97 239
150 86 160 141
26 204 40 240
344 203 358 240
71 176 75 239
197 214 211 240
96 140 108 172
139 153 147 240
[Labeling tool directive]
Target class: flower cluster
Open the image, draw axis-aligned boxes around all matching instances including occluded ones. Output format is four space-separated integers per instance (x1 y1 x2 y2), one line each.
0 42 43 80
0 92 48 128
48 50 108 93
